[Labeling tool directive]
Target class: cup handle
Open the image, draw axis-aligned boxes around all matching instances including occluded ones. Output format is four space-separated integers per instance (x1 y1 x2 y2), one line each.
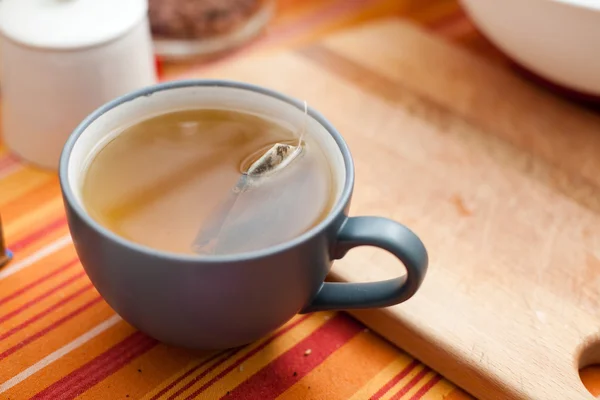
301 216 428 313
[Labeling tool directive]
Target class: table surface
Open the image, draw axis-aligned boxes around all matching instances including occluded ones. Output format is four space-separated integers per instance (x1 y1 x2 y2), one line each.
1 0 599 399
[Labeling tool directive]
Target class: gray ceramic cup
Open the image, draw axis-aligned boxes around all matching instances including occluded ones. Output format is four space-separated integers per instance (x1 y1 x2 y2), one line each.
59 80 428 350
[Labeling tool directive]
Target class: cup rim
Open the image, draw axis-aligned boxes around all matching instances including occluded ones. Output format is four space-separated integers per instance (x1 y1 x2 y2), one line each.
59 79 355 263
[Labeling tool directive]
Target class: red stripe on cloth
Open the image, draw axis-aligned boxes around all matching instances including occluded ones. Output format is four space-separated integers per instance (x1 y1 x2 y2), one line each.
0 154 18 172
149 350 237 400
166 315 313 400
371 359 420 400
0 295 102 361
0 258 79 307
389 368 431 400
31 331 158 400
258 0 372 46
0 271 85 324
0 284 93 342
409 374 442 400
0 155 11 170
155 55 165 80
423 9 465 31
10 218 68 252
219 314 363 400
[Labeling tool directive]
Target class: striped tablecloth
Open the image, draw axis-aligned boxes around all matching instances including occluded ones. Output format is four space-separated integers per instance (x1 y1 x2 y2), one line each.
1 1 598 399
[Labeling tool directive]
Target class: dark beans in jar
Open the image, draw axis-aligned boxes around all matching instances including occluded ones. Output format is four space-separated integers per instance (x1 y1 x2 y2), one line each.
148 0 264 40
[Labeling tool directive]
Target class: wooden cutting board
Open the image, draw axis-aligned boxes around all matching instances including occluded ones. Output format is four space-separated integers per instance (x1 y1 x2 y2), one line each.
190 18 600 400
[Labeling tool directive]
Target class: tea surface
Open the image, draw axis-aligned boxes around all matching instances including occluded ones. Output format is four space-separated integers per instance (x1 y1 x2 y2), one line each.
82 109 335 255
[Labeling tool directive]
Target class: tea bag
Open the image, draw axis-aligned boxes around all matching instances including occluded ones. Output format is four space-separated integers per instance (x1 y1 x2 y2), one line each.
191 102 309 255
246 142 299 178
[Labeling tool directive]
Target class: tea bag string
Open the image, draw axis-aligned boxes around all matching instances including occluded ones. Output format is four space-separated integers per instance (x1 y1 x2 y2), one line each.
298 100 307 146
261 99 306 175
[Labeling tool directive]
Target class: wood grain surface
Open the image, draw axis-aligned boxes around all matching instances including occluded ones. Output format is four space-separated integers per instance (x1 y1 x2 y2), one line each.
192 18 600 400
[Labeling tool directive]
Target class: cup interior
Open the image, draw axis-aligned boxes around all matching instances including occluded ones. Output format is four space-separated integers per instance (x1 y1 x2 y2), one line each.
62 81 350 256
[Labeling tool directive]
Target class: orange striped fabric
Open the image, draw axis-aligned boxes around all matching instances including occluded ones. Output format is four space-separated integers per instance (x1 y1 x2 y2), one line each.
0 1 597 399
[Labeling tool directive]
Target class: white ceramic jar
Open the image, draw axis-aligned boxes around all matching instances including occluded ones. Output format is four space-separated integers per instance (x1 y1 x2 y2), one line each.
0 0 158 170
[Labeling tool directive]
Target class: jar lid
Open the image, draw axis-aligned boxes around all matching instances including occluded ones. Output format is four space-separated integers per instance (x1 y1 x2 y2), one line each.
0 0 148 50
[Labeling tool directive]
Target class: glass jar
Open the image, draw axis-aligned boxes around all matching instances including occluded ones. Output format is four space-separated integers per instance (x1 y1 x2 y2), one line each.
148 0 274 61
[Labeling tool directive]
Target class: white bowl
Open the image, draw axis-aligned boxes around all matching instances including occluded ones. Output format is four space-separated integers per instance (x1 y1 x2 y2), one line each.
459 0 600 96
